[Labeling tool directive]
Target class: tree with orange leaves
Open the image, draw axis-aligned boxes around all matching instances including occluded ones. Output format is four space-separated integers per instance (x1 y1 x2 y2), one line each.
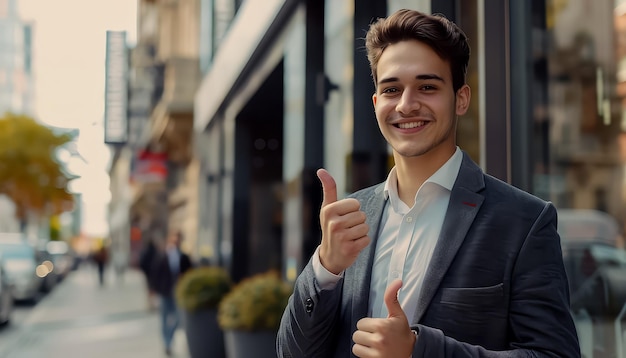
0 113 77 228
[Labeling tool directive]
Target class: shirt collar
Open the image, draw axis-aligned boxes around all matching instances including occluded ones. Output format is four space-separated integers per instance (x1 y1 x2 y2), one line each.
383 147 463 201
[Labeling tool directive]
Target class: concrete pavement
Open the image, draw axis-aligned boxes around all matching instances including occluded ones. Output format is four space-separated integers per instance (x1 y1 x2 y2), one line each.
0 265 189 358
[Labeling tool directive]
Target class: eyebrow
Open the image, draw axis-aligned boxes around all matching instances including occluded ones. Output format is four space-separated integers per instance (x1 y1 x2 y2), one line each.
377 74 445 86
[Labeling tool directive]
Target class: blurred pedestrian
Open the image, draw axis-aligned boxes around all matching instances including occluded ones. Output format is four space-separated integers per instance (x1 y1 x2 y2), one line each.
139 237 158 310
92 244 109 287
277 8 580 358
151 231 192 356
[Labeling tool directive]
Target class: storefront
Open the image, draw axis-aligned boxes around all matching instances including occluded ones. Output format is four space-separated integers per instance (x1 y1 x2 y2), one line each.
438 1 626 355
194 0 626 354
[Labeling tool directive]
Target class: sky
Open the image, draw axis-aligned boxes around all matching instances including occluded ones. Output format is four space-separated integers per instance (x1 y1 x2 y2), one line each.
18 0 137 237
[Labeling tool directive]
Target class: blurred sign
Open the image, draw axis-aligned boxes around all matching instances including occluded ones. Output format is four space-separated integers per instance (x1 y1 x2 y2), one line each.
131 150 168 184
104 31 129 144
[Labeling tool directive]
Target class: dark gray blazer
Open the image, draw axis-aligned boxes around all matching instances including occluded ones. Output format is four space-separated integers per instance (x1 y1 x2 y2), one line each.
277 152 580 357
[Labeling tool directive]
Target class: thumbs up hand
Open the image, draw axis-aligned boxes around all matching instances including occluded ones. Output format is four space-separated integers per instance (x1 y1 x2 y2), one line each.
317 169 370 275
352 280 417 358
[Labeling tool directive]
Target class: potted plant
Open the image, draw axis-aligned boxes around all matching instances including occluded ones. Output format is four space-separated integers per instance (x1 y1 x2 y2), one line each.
217 270 293 358
175 266 232 358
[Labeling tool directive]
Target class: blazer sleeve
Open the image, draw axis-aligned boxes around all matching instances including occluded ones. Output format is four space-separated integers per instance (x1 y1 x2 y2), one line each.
276 259 344 357
412 203 581 358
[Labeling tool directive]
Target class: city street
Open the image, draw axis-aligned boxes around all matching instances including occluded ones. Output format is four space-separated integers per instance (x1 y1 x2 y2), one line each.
0 265 188 358
0 303 32 350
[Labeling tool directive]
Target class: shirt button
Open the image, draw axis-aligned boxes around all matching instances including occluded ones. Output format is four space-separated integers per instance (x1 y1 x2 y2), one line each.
406 217 413 223
392 271 400 278
305 298 314 313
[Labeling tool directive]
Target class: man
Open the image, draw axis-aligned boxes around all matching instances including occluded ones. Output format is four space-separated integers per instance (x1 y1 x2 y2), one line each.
139 237 158 310
92 244 109 287
151 231 192 356
277 9 580 358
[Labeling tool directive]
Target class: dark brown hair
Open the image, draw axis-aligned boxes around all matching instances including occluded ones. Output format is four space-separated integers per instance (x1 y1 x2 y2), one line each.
365 9 470 92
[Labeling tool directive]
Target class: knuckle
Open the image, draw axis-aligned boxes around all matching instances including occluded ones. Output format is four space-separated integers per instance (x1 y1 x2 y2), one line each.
359 224 370 236
327 219 341 233
319 205 331 219
345 198 361 209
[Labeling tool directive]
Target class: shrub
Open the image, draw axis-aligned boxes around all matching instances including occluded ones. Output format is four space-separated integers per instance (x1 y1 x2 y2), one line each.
217 271 292 331
175 266 232 312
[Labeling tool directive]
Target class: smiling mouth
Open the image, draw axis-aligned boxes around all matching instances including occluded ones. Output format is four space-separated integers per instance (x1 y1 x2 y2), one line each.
395 121 426 129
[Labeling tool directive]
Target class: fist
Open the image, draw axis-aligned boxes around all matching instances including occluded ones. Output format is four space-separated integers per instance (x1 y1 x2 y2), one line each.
317 169 370 275
352 280 416 357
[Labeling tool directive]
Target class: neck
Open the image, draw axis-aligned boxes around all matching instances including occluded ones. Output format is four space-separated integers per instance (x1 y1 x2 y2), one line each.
393 147 455 206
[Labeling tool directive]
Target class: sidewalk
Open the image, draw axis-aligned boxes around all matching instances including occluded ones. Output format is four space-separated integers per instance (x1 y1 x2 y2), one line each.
0 265 189 358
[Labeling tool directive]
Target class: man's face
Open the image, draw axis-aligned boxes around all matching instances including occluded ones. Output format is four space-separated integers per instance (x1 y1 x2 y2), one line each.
168 233 181 247
372 40 469 162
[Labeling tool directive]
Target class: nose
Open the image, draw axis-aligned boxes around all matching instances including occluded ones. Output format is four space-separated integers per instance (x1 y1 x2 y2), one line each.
395 89 421 115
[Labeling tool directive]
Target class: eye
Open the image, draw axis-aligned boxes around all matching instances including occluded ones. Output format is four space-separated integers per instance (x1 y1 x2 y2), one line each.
420 84 437 91
381 87 399 94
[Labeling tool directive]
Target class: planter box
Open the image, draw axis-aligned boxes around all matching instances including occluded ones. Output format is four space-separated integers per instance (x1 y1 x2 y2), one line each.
184 309 225 358
224 330 277 358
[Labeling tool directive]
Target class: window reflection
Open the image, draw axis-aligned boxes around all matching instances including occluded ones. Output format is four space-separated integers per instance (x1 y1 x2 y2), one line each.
542 1 622 214
456 0 480 162
539 1 626 356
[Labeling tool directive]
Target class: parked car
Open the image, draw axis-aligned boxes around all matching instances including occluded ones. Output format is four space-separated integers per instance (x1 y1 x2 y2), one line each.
557 209 621 247
562 241 626 312
0 233 44 302
35 243 58 293
557 209 626 314
0 254 14 325
558 209 626 357
558 209 622 281
44 240 75 281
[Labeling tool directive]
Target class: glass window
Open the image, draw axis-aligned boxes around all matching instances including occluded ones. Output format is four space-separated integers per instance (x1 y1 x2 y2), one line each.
535 1 626 356
199 0 213 73
456 0 481 162
213 0 236 54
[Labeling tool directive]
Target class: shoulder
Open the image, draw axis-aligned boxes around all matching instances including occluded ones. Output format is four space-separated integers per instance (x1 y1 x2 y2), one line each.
476 174 559 232
458 152 549 210
482 173 548 209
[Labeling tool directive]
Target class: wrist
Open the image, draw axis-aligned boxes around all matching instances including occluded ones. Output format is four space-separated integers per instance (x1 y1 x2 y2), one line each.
319 251 341 275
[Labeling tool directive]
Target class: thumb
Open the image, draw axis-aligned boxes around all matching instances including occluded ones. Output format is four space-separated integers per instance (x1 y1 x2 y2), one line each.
385 279 405 318
317 168 338 207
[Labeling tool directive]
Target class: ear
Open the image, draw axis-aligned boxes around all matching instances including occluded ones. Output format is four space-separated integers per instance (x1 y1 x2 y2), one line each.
372 92 378 107
455 84 471 116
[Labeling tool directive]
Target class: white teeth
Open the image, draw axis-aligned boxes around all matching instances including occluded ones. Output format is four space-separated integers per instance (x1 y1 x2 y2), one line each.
398 121 424 129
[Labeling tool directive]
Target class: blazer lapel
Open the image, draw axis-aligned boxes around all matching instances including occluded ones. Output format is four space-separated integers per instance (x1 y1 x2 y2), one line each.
349 184 387 322
412 153 486 324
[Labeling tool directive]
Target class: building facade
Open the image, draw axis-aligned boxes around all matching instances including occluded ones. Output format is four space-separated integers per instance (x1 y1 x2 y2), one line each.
110 0 203 266
0 0 34 117
116 0 626 354
185 0 626 355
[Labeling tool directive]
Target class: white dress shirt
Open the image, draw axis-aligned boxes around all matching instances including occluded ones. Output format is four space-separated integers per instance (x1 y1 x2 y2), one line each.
313 147 463 322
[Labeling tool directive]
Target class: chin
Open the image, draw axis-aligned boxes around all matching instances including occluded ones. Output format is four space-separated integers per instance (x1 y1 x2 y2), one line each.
395 142 450 159
395 147 431 158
